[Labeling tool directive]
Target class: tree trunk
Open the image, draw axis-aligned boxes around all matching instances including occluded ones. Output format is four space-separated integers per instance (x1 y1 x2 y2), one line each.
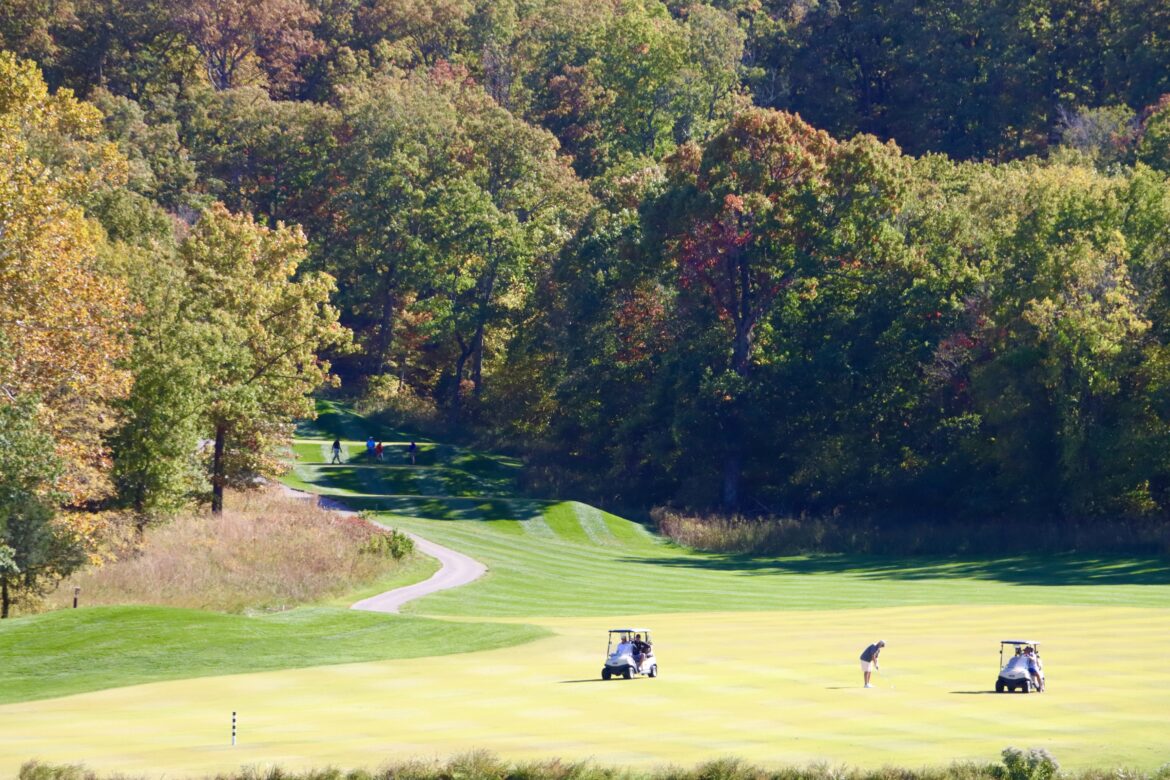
721 443 742 511
722 304 752 512
133 483 149 540
211 423 227 515
471 250 499 399
451 334 476 425
471 318 486 399
374 271 398 374
720 249 754 512
1 576 9 619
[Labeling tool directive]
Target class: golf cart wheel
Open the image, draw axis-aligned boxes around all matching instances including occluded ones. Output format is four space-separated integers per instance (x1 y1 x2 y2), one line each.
1022 680 1032 694
602 668 611 680
648 664 658 678
622 666 634 680
995 679 1005 693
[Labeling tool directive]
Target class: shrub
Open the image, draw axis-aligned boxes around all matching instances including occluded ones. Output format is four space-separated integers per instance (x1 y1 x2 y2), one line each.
18 762 100 780
359 525 414 560
693 757 760 780
999 748 1060 780
442 750 509 780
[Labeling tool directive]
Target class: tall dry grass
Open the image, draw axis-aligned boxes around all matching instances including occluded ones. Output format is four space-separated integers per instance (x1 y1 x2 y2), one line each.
652 508 1170 556
46 489 413 613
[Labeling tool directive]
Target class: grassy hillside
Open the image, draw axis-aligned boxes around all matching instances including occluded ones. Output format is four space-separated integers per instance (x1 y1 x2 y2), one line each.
290 403 1170 617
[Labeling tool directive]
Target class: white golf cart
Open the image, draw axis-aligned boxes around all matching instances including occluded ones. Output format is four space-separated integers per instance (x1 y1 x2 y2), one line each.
601 628 657 680
995 639 1045 693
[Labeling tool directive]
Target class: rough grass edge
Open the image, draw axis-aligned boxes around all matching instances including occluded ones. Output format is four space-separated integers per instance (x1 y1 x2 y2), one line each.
17 749 1170 780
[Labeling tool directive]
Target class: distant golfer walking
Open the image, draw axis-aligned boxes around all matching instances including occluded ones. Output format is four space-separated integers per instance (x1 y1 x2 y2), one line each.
330 438 342 464
859 640 885 688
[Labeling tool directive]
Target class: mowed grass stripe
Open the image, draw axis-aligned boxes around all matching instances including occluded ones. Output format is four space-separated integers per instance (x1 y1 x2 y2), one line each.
512 500 557 539
567 501 618 546
374 512 1170 616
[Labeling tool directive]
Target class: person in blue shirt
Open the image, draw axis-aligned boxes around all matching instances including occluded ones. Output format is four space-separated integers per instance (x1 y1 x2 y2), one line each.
859 640 885 688
366 436 376 460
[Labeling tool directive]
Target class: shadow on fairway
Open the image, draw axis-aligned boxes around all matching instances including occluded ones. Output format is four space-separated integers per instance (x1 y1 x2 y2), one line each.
614 552 1170 587
302 492 543 530
950 691 999 695
560 679 607 684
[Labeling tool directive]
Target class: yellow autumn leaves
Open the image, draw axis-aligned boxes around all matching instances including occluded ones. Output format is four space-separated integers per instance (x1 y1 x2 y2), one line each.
0 52 135 503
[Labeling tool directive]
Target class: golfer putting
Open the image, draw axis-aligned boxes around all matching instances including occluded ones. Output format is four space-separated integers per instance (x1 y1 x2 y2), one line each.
859 640 885 688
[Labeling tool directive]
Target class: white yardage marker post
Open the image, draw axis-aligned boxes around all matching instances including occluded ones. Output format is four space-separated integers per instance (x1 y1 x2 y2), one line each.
231 711 237 746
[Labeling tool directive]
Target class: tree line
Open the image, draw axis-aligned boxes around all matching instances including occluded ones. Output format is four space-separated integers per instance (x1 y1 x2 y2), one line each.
4 0 1170 612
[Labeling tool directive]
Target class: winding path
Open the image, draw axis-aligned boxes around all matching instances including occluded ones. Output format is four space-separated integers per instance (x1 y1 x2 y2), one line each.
285 489 488 614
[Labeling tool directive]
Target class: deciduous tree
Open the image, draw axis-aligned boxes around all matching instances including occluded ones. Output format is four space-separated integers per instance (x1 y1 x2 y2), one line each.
0 398 86 618
175 0 322 93
177 204 350 513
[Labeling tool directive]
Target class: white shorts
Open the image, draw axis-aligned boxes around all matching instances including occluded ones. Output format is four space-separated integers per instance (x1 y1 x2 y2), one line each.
860 660 877 672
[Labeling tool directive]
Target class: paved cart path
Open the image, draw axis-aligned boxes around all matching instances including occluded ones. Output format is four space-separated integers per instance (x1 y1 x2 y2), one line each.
285 489 487 613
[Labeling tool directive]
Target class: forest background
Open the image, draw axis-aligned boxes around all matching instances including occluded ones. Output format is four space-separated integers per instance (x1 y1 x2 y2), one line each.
5 0 1170 614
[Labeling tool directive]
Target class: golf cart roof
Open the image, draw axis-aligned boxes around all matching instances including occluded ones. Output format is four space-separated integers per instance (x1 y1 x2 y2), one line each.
608 628 650 633
1000 640 1040 645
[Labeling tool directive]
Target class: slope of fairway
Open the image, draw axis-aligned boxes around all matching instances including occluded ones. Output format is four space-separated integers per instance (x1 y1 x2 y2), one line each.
289 408 1170 617
0 605 548 705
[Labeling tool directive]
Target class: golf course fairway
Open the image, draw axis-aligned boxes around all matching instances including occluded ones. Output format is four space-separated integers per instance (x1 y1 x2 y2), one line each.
2 406 1167 777
3 606 1168 776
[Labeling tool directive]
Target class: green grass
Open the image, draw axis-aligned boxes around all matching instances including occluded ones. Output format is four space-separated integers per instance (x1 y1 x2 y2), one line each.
2 404 1169 775
4 604 1170 775
0 605 547 705
314 548 441 608
375 507 1170 616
